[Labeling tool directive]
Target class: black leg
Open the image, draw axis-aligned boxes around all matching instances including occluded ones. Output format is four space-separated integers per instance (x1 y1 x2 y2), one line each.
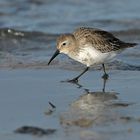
102 64 109 80
102 78 107 92
67 67 89 83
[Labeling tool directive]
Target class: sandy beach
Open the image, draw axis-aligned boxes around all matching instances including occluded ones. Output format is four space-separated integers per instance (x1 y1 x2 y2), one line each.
0 0 140 139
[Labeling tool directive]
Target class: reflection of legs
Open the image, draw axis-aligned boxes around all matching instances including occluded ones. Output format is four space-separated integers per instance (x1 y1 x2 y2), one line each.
68 67 89 83
102 64 109 80
102 78 107 92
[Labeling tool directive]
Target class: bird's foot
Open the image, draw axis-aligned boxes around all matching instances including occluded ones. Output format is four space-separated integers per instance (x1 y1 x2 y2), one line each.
102 73 109 80
65 77 79 84
61 77 82 88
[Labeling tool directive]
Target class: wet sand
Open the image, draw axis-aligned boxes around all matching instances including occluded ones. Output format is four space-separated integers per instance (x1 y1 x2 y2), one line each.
0 68 140 140
0 0 140 139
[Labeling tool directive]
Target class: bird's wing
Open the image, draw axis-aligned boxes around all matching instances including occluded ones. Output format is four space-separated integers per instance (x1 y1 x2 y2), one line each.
73 27 136 53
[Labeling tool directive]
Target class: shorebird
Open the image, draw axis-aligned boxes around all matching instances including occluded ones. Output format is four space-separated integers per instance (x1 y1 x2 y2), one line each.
48 27 137 83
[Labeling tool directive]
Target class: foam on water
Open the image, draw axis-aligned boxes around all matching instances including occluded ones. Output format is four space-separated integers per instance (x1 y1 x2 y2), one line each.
0 28 139 70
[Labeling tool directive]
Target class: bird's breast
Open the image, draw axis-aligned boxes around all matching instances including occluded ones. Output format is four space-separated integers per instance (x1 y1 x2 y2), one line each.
68 46 117 67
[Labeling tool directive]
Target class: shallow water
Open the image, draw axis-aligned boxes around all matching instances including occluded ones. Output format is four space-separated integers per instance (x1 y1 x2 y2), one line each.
0 69 140 140
0 0 140 140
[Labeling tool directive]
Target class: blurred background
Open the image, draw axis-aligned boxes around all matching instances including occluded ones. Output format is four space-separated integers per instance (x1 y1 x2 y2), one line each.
0 0 140 68
0 0 140 33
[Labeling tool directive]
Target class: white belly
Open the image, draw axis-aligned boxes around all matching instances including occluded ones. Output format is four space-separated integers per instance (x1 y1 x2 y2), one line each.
69 46 117 67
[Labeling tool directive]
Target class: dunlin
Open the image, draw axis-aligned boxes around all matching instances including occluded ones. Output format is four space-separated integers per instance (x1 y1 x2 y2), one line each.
48 27 137 82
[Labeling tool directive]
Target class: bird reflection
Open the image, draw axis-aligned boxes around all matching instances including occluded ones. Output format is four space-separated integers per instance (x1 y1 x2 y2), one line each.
61 79 83 88
61 77 108 92
60 78 133 129
60 89 118 128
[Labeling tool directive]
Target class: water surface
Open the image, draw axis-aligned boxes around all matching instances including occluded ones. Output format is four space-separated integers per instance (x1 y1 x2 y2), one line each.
0 1 140 140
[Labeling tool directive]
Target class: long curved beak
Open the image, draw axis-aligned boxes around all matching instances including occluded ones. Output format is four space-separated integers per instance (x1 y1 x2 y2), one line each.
48 49 60 65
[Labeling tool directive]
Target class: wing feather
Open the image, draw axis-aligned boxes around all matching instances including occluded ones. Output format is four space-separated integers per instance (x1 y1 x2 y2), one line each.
73 27 136 53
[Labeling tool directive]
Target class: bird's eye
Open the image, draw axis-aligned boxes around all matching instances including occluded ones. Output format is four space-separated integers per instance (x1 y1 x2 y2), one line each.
62 42 66 46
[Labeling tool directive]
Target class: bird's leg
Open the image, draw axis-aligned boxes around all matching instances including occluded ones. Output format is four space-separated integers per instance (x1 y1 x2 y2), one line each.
102 78 107 92
68 67 89 83
102 64 109 80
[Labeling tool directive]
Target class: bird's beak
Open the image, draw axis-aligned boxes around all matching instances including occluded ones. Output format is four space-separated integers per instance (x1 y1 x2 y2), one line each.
48 49 60 65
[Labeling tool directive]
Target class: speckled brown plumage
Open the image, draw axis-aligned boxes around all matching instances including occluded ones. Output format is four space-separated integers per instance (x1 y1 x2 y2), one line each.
73 27 137 53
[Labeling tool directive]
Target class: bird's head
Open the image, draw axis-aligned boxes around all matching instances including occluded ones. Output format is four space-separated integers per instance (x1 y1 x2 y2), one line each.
48 34 76 65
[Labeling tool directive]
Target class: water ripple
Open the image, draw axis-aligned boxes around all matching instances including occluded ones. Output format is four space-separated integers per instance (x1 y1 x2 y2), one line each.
0 28 139 70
